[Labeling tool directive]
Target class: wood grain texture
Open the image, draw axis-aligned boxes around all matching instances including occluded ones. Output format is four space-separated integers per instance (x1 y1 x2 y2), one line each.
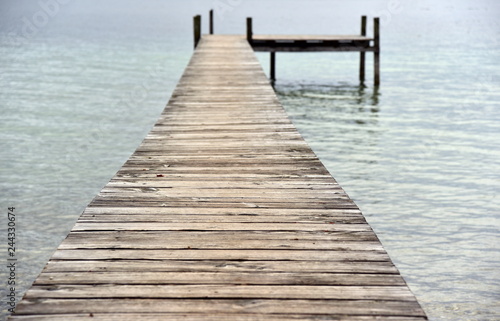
13 299 426 316
9 315 428 321
8 35 425 320
250 35 375 53
252 35 373 41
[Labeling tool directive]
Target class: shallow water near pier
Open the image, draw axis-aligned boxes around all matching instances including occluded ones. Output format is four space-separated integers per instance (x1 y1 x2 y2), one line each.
1 0 499 320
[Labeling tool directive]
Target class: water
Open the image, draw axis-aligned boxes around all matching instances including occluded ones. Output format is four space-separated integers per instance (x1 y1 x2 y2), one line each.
1 0 499 320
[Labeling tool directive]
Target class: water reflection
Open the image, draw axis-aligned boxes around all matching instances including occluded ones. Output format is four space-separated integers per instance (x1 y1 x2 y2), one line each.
275 76 500 321
275 82 382 181
276 83 379 106
276 83 380 129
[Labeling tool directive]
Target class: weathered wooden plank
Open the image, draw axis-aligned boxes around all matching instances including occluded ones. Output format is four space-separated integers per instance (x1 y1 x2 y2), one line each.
26 285 413 300
144 132 304 139
252 46 375 53
51 249 390 261
92 195 351 203
124 155 326 161
61 230 379 245
14 299 426 316
110 172 333 178
252 35 373 41
81 207 360 216
112 173 332 179
149 124 297 131
120 161 329 168
105 181 341 189
42 260 399 274
33 273 405 287
76 214 366 223
60 234 380 250
98 188 345 196
89 190 356 205
71 222 369 232
8 314 429 321
129 148 317 155
122 160 327 167
86 199 358 209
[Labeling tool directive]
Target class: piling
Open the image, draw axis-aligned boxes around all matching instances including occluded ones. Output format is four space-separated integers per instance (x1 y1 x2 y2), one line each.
193 14 201 48
246 17 253 43
359 15 367 83
270 51 276 83
374 17 380 86
209 9 214 35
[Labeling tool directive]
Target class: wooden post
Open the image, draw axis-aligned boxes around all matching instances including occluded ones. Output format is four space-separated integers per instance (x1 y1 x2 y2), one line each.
359 15 367 83
209 9 214 34
246 17 253 43
374 17 380 86
193 15 201 49
270 51 276 83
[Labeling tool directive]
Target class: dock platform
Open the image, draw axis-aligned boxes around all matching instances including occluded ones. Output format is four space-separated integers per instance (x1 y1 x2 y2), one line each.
245 16 380 84
9 35 426 320
250 35 374 52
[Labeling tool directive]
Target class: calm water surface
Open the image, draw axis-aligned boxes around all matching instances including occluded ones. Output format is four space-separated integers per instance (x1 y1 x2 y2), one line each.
1 1 499 320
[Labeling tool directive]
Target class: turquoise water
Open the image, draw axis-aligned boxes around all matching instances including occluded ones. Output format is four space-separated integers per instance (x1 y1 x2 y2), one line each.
1 1 499 320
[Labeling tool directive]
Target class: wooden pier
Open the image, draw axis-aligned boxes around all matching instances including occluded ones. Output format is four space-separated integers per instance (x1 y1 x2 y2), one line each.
9 34 425 320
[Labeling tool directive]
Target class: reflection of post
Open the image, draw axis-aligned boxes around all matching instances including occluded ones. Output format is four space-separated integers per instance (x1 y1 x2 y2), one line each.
270 51 276 83
193 15 201 49
246 17 253 43
371 85 380 106
359 15 367 83
209 9 214 35
374 17 380 86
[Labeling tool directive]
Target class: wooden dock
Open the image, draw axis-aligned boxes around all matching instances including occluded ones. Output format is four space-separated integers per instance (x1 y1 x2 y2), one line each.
9 35 426 320
247 16 380 85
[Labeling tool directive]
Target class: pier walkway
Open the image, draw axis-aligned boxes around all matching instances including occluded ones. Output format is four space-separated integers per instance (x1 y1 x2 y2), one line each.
10 35 426 320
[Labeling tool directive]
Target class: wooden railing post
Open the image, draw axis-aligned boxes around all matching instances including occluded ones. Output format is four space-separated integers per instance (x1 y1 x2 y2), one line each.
193 15 201 49
374 17 380 86
359 15 367 83
246 17 253 43
209 9 214 34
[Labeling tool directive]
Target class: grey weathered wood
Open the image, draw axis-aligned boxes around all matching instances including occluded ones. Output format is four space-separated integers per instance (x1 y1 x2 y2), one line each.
209 9 214 34
71 222 370 232
50 248 391 262
26 285 414 299
359 15 367 82
247 16 380 84
270 51 276 83
193 15 201 48
81 207 359 215
59 234 380 250
78 212 364 220
374 17 380 86
252 35 373 41
250 34 374 53
9 315 427 321
13 299 426 316
32 274 405 287
42 260 400 274
246 17 252 42
8 35 423 320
